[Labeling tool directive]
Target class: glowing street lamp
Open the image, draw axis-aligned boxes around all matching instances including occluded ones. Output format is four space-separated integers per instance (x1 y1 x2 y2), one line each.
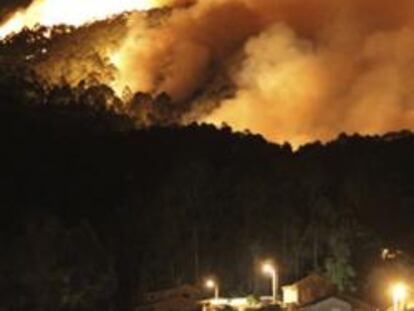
262 262 278 303
392 283 408 311
206 279 219 300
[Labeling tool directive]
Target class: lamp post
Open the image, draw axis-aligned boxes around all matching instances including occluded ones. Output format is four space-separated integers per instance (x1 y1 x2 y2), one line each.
206 279 219 300
392 283 408 311
262 262 278 303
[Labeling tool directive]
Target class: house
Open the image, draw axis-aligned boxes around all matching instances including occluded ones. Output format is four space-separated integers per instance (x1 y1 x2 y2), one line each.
282 273 376 311
136 284 201 311
282 273 336 306
301 296 352 311
300 295 376 311
200 297 249 311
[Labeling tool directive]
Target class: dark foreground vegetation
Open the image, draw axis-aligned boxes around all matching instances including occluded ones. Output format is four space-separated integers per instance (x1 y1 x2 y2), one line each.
1 68 414 311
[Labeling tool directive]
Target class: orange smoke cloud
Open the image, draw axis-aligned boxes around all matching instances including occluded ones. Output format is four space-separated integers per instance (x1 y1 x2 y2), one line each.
113 0 265 101
207 1 414 145
112 0 414 146
3 0 414 146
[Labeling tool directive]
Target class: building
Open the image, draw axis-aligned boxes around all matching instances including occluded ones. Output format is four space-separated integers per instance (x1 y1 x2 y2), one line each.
301 296 352 311
282 273 376 311
202 297 285 311
282 273 337 307
301 295 376 311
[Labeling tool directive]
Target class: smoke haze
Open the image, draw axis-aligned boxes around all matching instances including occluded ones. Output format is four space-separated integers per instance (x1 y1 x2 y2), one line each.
0 0 32 22
2 0 414 145
113 0 414 145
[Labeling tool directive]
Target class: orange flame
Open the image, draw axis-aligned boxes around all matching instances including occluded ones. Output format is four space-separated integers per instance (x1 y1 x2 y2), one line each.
0 0 168 38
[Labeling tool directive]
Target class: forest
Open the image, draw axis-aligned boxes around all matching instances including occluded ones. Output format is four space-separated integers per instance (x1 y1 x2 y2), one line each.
1 63 414 311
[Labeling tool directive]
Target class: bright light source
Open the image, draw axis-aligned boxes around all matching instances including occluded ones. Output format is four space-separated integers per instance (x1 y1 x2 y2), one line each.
206 279 215 289
262 261 278 303
262 263 275 275
392 283 408 301
391 282 409 311
0 0 166 39
205 278 219 300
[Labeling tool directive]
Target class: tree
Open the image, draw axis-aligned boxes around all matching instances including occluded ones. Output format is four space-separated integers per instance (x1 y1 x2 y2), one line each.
324 224 356 292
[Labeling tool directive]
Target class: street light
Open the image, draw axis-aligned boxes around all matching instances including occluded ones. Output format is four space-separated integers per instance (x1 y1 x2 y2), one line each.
206 279 219 300
262 262 278 303
392 283 408 311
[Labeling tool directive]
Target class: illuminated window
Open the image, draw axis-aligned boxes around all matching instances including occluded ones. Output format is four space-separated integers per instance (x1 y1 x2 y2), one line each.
283 285 298 304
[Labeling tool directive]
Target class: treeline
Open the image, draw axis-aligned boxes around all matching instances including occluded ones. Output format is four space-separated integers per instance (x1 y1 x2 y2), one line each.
1 75 414 310
0 13 128 86
0 64 188 135
0 11 233 127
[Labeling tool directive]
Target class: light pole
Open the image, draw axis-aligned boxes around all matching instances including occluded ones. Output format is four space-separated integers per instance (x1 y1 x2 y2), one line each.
392 283 408 311
262 262 278 303
206 279 219 300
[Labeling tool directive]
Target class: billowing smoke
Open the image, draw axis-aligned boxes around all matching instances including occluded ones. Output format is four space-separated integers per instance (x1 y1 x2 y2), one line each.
0 0 32 22
2 0 414 146
113 0 267 101
114 0 414 145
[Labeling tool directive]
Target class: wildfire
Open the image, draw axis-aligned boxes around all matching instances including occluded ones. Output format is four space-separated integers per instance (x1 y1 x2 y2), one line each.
2 0 414 147
0 0 168 39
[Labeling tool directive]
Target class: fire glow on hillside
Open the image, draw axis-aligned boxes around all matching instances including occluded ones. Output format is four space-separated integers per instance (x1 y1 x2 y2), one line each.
0 0 168 38
2 0 414 147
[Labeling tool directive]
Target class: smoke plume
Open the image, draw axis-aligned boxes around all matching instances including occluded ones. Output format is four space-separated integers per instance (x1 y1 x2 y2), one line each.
114 0 414 145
